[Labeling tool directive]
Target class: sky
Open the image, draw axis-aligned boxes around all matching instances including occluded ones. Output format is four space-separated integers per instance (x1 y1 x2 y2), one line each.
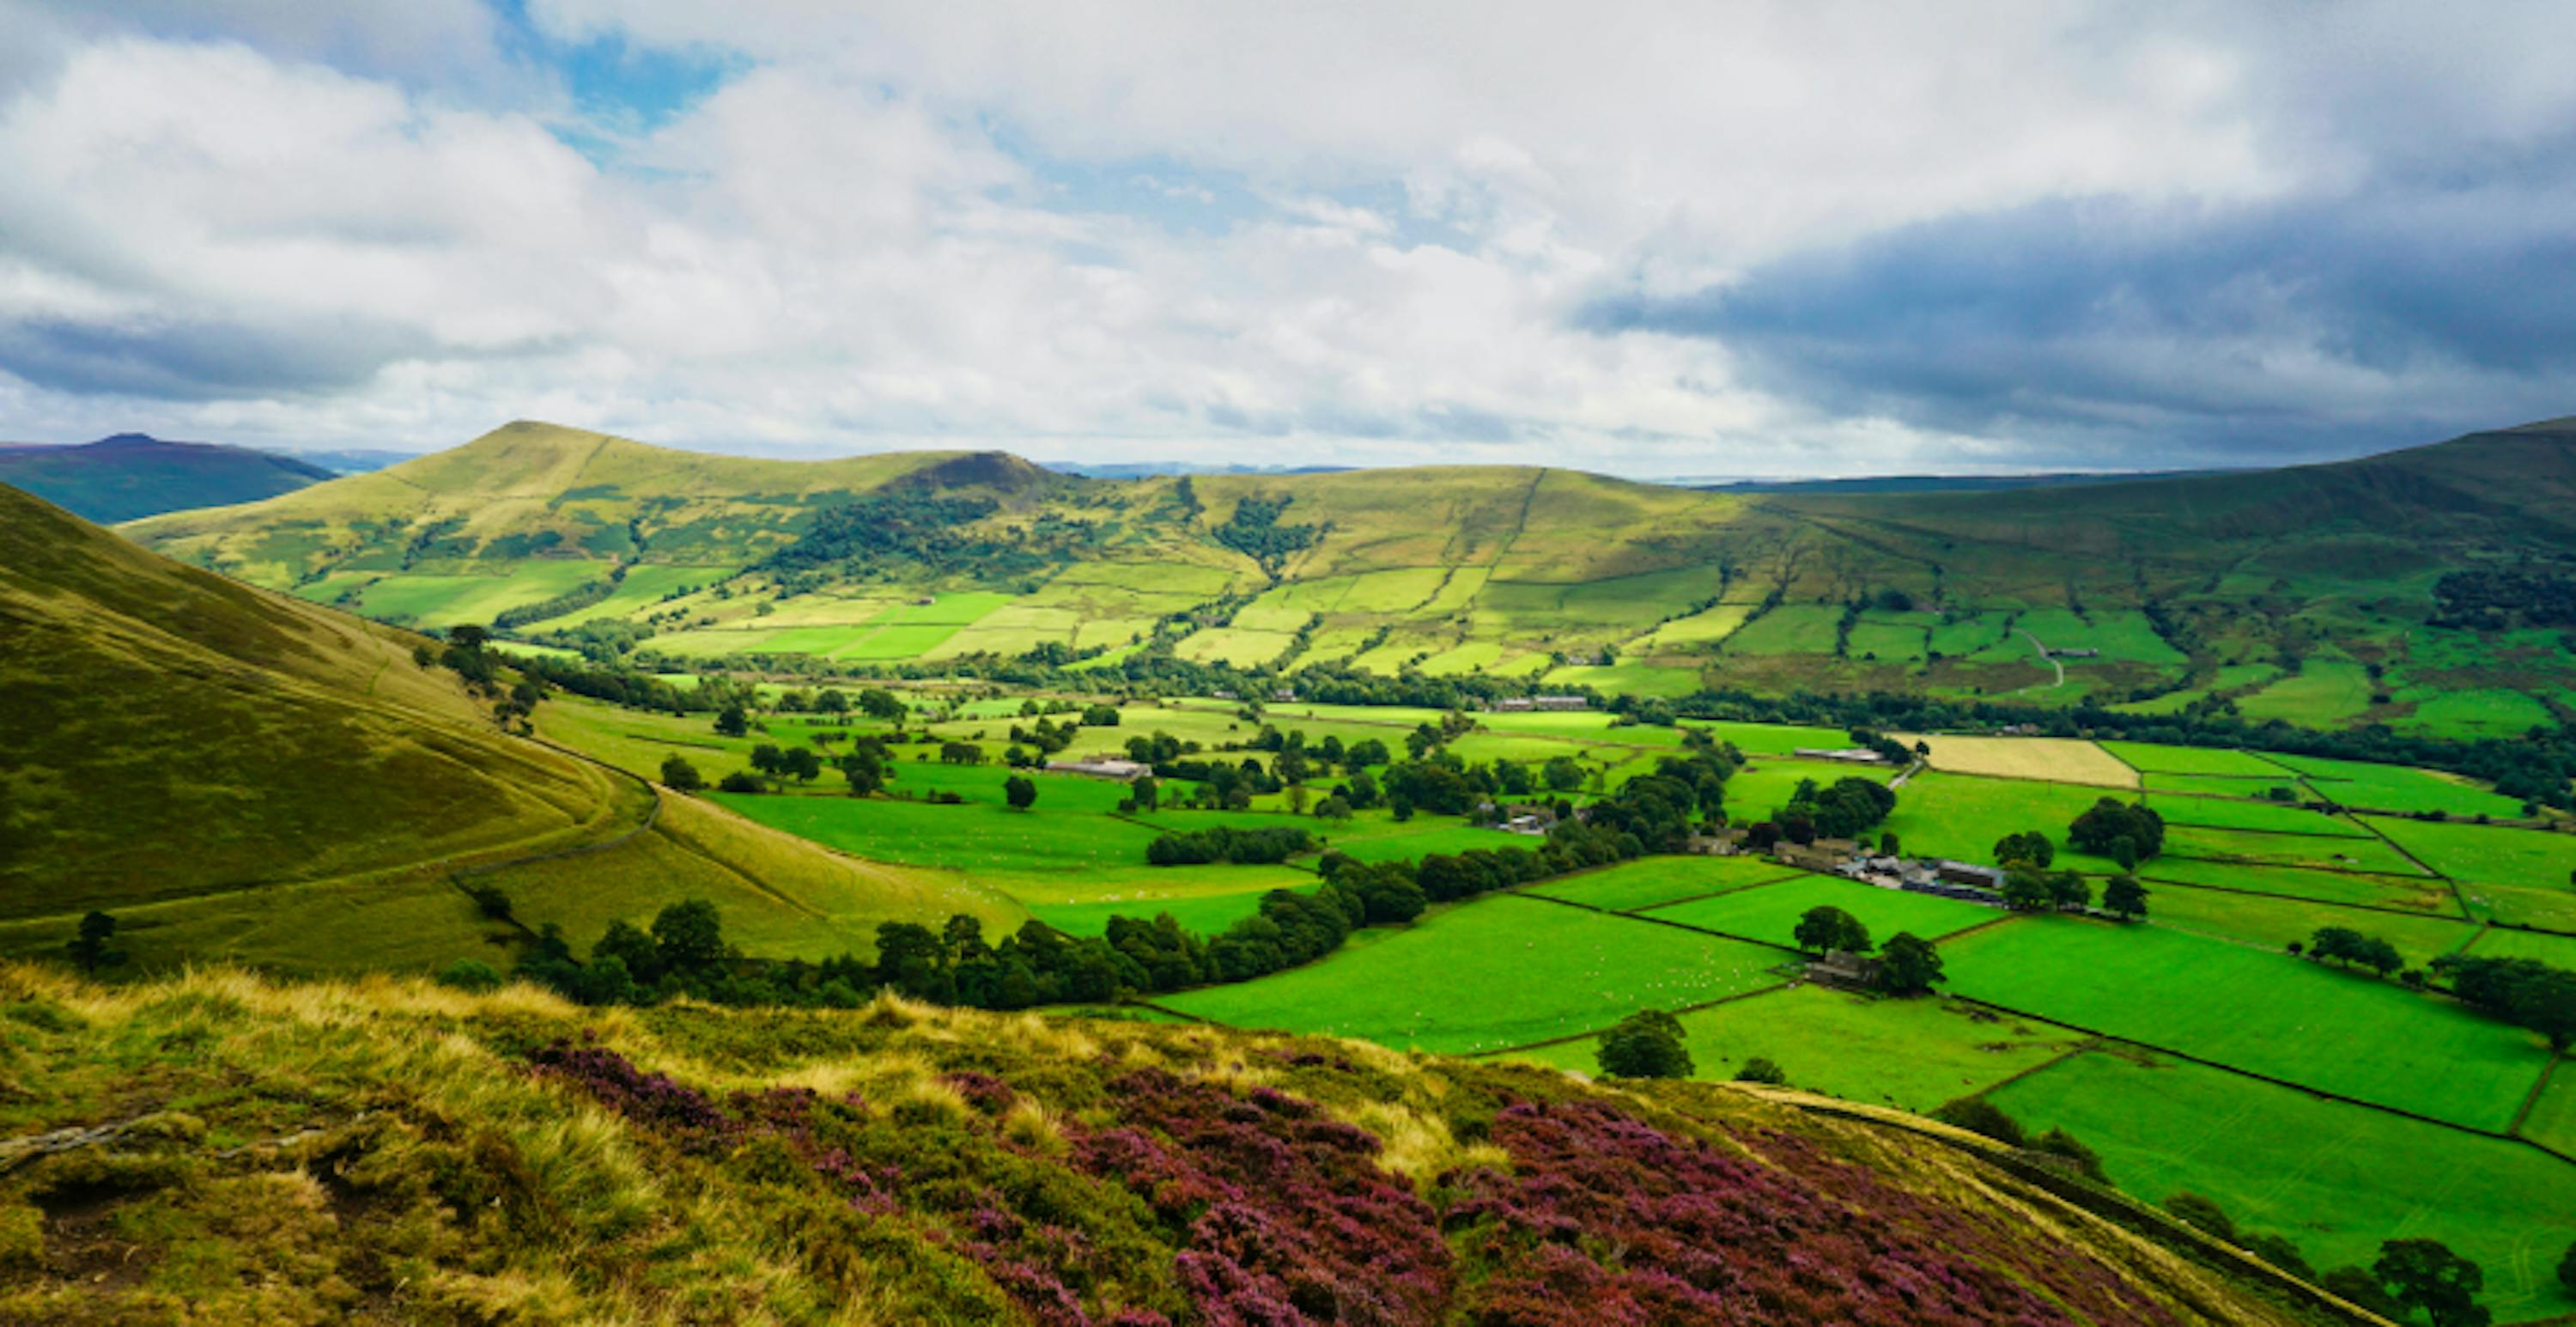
2 2 2573 478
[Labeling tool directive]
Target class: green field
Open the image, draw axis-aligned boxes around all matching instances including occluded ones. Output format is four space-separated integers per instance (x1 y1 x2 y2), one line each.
1522 856 1802 912
2521 1065 2576 1159
353 560 604 629
1161 896 1789 1054
2099 741 2292 777
2235 660 2377 727
2137 856 2463 914
1515 986 2088 1113
2145 793 2370 837
1941 917 2547 1129
2144 882 2477 959
1005 865 1317 937
2363 816 2576 892
1994 1051 2576 1322
1874 771 2130 864
2143 771 2309 800
2164 825 2430 876
714 788 1165 873
2266 754 2530 818
1643 874 2002 947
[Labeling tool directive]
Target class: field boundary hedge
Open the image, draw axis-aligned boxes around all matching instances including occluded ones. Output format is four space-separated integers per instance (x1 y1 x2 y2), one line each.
2136 874 2475 924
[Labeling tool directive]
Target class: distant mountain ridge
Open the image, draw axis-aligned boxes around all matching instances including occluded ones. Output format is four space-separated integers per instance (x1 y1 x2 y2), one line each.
0 432 332 522
116 416 2576 735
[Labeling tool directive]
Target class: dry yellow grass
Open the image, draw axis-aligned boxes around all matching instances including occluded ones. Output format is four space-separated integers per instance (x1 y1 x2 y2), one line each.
1899 734 2138 788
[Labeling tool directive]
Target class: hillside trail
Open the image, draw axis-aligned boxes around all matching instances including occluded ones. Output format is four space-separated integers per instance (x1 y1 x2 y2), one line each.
2009 628 2067 693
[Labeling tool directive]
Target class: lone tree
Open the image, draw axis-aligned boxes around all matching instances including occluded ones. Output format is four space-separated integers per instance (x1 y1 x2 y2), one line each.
714 703 750 738
2103 874 2150 921
1004 775 1039 811
659 754 705 792
1793 904 1871 955
2372 1239 2489 1327
1994 831 2055 869
1596 1008 1693 1079
67 910 123 977
1734 1056 1787 1085
652 899 726 975
1874 933 1946 995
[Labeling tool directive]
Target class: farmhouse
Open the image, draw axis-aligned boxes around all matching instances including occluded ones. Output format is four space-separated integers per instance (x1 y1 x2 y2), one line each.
2050 648 2100 659
1791 747 1888 764
1807 948 1880 990
1491 695 1591 712
1771 842 1845 872
1046 757 1148 780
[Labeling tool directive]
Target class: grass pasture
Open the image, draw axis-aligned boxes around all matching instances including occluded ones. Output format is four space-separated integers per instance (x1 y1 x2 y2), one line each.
1680 717 1861 755
2362 816 2576 892
1515 987 2090 1115
1903 734 2137 788
1995 1051 2576 1323
2143 883 2477 960
2099 742 2291 777
1542 660 1703 697
2235 660 2377 727
714 790 1164 874
1873 772 2127 866
1160 896 1788 1055
2267 753 2527 819
1941 917 2547 1129
2143 771 2308 800
1643 874 2003 946
2164 825 2430 876
2145 793 2371 837
2136 857 2464 915
1521 856 1804 912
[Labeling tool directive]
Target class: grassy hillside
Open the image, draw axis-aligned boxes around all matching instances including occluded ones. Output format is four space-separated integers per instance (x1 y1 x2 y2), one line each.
0 435 331 523
0 962 2348 1324
122 417 2576 735
0 482 1019 973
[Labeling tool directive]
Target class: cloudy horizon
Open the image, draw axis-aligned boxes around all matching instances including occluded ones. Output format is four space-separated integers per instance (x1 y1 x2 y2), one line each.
3 1 2573 478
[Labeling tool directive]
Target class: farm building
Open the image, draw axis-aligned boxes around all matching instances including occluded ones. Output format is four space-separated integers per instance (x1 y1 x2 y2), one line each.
1807 949 1881 990
1932 859 2008 890
1771 843 1845 872
1791 747 1888 764
2049 648 2100 658
1492 695 1591 712
1047 757 1149 780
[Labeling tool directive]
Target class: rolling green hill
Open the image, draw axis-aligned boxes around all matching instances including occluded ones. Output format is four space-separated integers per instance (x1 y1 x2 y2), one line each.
124 417 2576 737
0 434 332 522
0 961 2348 1325
0 480 1021 973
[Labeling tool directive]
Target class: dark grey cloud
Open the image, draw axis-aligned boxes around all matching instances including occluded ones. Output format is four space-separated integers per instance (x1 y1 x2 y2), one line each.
1581 162 2576 466
0 314 432 400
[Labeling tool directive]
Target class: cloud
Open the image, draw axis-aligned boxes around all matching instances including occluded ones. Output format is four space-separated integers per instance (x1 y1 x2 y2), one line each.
1582 176 2576 465
0 3 2573 473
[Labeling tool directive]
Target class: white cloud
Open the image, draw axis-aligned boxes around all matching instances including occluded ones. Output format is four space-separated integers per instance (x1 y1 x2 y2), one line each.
0 2 2570 472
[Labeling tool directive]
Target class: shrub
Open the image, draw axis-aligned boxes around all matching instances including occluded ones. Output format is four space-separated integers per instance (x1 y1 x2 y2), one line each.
1933 1096 2025 1147
435 959 503 992
2162 1191 2237 1243
1733 1056 1787 1085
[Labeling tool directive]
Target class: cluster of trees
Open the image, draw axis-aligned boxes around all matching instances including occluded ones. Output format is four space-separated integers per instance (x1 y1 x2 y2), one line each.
2431 563 2576 631
2433 952 2576 1050
493 566 623 630
493 899 808 1007
2300 926 2407 979
760 490 1064 581
1783 776 1898 843
1209 493 1320 567
1789 905 1947 995
2068 798 2166 867
1593 1007 1786 1084
1995 867 2146 918
1145 825 1317 865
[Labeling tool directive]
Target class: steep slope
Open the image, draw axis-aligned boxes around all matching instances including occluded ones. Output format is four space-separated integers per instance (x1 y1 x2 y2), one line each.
0 434 332 522
0 963 2357 1325
124 420 1005 583
0 482 1022 972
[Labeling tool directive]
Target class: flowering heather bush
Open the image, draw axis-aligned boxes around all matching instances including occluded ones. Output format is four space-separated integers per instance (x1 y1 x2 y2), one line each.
1446 1099 2177 1326
1072 1068 1452 1326
528 1039 736 1152
529 1040 2210 1327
